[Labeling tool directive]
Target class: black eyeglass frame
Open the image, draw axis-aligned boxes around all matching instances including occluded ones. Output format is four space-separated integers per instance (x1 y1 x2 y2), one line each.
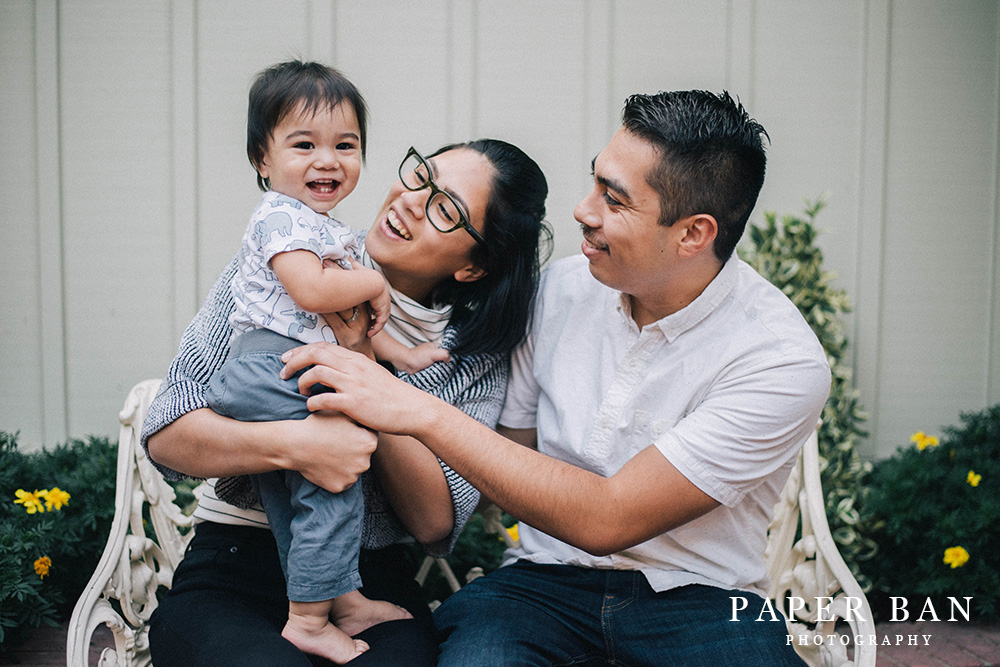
398 147 486 246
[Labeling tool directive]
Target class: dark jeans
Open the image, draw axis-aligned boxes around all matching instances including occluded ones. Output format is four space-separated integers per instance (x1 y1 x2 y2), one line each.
433 560 806 667
149 523 436 667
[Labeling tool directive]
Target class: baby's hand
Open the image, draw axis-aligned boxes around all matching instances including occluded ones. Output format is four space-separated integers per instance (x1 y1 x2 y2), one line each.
367 282 391 337
346 258 390 337
396 342 451 375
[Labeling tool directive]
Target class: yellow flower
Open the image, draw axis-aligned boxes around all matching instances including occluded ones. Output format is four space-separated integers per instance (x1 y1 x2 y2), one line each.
14 489 45 514
943 546 970 569
42 487 70 511
910 431 939 451
34 556 52 579
504 524 519 543
967 470 982 487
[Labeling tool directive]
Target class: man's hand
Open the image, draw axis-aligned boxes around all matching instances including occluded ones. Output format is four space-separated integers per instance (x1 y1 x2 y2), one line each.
280 342 433 435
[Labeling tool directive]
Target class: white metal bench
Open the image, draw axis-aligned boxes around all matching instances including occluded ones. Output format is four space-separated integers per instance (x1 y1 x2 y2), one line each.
68 379 875 666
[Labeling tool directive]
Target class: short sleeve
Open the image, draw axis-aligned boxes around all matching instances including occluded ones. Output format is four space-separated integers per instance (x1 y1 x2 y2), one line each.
497 310 540 429
655 352 831 507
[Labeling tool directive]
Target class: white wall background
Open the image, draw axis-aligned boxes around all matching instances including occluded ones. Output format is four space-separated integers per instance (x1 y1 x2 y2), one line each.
1 0 998 459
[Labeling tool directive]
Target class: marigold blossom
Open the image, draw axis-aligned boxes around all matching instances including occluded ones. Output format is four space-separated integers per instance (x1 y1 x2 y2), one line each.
14 489 45 514
943 546 970 569
910 431 939 451
966 470 981 487
43 487 71 511
34 556 52 579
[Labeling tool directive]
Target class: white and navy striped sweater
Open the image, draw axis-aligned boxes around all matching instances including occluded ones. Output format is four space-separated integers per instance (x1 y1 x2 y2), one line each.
140 251 508 553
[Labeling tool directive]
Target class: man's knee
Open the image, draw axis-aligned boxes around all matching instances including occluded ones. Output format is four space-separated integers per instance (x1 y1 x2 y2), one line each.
433 567 595 667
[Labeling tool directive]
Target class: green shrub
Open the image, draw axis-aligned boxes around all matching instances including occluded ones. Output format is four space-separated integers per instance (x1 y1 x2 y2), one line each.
0 500 62 648
864 405 1000 622
0 431 118 649
739 199 879 590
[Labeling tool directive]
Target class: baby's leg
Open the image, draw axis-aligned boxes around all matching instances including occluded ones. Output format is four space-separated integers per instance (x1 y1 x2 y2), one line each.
282 599 369 665
330 589 413 637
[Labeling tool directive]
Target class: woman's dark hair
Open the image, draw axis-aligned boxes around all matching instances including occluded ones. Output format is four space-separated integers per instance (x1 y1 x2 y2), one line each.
427 139 552 357
246 60 368 191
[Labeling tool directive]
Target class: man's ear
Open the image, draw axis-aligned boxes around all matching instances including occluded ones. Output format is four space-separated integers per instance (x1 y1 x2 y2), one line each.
454 264 487 283
676 213 718 259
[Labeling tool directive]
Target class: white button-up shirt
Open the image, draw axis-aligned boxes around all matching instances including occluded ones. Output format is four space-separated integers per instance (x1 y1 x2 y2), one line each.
499 254 831 596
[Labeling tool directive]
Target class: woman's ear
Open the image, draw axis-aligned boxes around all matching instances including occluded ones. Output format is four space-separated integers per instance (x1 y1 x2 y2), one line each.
454 264 487 283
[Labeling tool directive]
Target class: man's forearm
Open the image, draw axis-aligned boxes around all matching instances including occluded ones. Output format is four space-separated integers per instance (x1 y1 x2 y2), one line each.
281 343 718 549
410 399 622 554
411 398 717 556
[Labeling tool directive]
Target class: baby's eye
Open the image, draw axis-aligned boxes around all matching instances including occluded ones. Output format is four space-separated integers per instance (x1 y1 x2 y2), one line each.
337 141 358 151
294 141 314 150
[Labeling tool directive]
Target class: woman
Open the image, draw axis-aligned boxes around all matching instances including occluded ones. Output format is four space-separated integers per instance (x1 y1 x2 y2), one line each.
144 139 550 667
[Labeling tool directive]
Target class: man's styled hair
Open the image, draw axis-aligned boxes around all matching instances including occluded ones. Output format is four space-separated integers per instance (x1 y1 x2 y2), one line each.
246 60 368 191
621 90 768 262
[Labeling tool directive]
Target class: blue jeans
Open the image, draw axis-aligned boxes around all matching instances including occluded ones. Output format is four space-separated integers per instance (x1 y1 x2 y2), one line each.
433 561 806 667
206 328 362 601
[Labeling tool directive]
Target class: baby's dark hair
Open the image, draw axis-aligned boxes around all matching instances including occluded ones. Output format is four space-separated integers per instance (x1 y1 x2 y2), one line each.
246 60 368 191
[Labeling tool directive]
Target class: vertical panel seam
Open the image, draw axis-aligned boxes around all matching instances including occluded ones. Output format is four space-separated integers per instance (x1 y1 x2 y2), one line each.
35 0 67 444
171 0 199 343
853 0 891 454
748 0 756 109
872 0 892 445
607 0 616 134
988 1 1000 403
445 0 453 138
471 0 479 138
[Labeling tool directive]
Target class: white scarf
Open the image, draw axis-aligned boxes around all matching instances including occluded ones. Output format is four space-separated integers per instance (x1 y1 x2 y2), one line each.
361 249 452 347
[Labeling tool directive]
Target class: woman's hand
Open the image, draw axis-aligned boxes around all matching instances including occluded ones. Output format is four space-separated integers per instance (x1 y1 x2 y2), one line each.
326 301 375 360
280 342 436 435
286 410 378 492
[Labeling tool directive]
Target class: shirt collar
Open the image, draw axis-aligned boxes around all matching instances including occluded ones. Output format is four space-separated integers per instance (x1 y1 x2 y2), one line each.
619 255 742 343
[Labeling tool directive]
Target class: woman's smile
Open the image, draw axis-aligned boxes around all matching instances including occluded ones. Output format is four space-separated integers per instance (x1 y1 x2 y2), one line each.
385 209 412 240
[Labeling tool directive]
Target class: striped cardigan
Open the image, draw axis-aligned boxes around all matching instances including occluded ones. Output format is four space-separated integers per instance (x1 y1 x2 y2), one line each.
140 251 508 553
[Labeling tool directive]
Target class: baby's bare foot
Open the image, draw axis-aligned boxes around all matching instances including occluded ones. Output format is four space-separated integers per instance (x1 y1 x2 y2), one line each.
331 590 413 637
282 613 369 665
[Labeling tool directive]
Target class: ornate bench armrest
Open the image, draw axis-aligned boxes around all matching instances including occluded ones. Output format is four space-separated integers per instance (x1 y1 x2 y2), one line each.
766 429 876 667
67 379 195 667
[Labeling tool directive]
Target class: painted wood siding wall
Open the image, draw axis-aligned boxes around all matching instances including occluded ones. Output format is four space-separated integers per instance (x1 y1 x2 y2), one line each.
1 0 998 459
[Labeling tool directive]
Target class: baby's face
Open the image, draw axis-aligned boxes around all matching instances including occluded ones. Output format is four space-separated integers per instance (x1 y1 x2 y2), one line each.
257 102 361 214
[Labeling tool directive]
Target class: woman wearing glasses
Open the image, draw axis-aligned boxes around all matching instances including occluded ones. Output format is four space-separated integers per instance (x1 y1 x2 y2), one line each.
143 139 549 667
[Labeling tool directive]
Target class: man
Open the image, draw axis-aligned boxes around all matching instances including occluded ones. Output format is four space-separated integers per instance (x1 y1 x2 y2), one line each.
284 90 830 665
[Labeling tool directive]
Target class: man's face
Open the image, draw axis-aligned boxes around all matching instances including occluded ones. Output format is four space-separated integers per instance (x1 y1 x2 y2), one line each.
575 128 678 296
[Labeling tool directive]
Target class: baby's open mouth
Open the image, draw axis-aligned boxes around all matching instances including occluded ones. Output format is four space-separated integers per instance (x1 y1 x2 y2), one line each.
308 179 339 195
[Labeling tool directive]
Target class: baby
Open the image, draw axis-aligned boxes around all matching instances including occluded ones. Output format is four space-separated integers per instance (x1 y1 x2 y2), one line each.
204 60 442 663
